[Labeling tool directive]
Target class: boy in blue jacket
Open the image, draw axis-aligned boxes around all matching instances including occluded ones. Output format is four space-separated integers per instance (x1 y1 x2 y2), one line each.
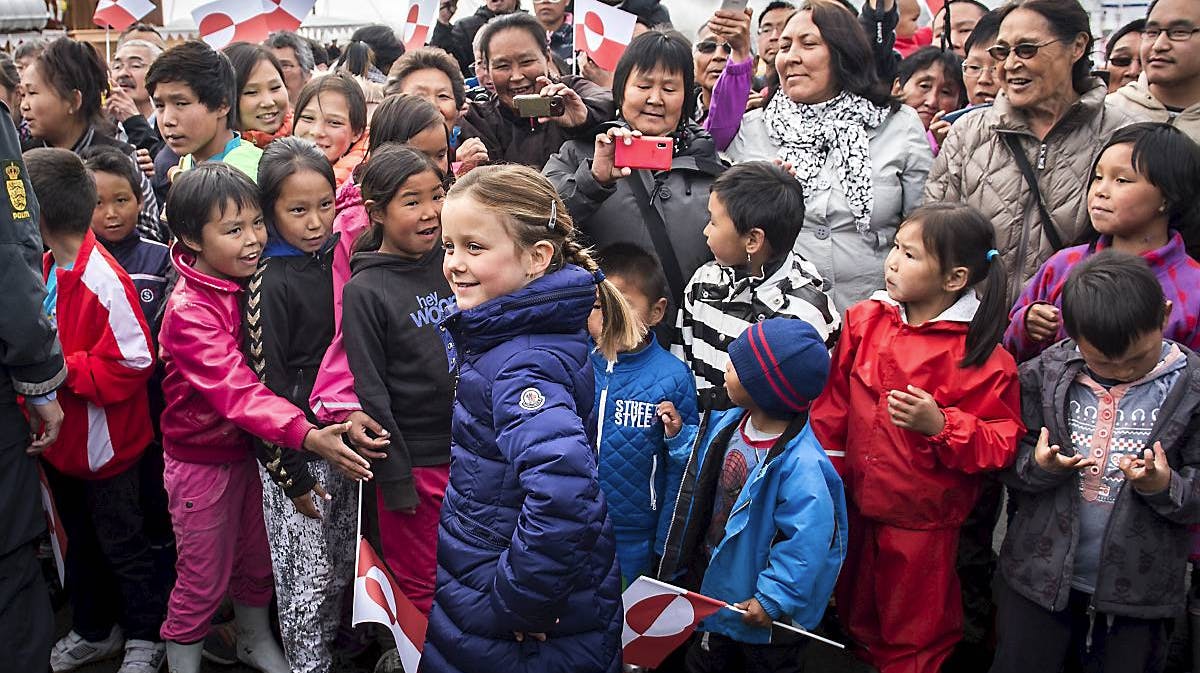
589 243 699 586
658 318 847 672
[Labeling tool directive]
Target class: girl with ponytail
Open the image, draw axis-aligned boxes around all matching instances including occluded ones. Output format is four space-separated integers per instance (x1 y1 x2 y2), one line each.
423 164 635 672
810 202 1024 673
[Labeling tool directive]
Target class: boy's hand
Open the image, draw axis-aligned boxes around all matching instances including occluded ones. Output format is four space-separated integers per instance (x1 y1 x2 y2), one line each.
135 148 154 179
1025 303 1061 342
346 411 389 460
26 398 64 455
887 386 945 436
1119 442 1172 495
657 401 682 438
734 598 772 629
291 482 330 520
1033 427 1096 473
304 422 373 481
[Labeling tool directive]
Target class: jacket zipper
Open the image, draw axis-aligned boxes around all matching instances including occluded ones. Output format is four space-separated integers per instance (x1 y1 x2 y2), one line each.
1011 136 1049 298
649 454 658 511
596 359 613 455
503 285 595 311
656 413 711 578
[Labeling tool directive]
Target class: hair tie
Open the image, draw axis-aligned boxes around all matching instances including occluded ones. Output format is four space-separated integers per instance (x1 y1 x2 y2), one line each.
986 249 999 262
547 200 558 231
593 268 606 284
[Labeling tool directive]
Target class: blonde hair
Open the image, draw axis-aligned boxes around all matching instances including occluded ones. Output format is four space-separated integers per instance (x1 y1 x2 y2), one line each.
448 164 644 359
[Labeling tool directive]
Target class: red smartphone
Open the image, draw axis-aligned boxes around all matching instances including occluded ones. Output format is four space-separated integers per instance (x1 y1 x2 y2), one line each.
614 135 674 171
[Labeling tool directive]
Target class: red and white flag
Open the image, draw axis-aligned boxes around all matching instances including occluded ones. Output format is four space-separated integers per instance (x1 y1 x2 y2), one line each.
573 0 637 71
399 0 439 52
353 537 426 673
93 0 155 31
192 0 315 50
37 466 67 586
621 576 726 668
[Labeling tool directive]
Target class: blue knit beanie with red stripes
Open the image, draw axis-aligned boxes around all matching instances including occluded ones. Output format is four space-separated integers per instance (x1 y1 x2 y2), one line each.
728 319 829 417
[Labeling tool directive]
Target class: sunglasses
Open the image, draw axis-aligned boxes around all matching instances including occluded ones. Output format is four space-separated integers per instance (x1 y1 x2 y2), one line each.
695 40 733 55
987 39 1060 61
1107 55 1135 67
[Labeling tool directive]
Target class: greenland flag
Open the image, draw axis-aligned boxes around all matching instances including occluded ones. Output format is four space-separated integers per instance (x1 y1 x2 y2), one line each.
574 0 637 71
262 0 317 33
93 0 155 31
353 537 426 673
193 0 315 49
621 576 726 667
400 0 439 51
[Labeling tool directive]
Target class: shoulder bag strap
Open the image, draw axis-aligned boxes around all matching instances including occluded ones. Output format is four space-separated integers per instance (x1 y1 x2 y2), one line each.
626 172 687 306
1002 132 1064 251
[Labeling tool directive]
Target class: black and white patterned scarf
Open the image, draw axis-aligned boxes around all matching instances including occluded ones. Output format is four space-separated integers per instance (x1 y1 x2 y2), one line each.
763 91 890 235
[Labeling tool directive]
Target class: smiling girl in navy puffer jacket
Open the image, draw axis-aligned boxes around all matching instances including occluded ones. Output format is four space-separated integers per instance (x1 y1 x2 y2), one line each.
427 164 643 673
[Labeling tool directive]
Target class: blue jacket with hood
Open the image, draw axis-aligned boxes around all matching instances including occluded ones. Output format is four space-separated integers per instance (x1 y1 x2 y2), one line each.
424 265 622 673
657 407 847 644
591 332 698 584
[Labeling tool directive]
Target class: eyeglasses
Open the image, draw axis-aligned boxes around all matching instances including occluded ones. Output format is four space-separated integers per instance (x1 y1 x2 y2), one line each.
695 40 733 55
986 39 1061 61
757 24 784 37
1107 55 1135 67
1141 26 1200 42
962 62 995 77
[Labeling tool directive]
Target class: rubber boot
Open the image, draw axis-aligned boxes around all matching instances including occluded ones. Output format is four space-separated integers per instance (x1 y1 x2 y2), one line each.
233 602 291 673
164 640 202 673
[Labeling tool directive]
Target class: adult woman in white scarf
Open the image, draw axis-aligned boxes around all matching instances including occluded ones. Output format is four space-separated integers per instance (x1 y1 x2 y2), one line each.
725 0 932 310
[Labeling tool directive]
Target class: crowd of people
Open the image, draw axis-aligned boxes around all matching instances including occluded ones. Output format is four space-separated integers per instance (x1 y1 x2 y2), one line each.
1 0 1200 672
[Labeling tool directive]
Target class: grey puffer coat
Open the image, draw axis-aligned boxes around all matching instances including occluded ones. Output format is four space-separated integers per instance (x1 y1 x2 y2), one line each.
1000 341 1200 619
925 82 1134 300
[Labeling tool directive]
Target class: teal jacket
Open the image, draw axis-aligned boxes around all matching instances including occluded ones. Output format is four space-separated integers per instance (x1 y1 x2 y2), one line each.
657 408 847 644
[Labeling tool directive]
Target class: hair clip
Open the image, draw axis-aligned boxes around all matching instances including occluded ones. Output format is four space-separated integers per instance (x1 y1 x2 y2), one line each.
547 200 558 231
986 249 999 262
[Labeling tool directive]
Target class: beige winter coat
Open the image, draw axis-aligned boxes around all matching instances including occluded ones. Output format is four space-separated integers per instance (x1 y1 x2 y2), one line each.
1108 76 1200 143
925 81 1134 299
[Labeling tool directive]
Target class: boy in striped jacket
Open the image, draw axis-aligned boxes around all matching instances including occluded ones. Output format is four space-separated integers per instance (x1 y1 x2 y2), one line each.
673 161 841 413
26 148 169 673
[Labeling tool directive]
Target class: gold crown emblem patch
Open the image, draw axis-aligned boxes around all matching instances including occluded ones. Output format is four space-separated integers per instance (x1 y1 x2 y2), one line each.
4 163 18 181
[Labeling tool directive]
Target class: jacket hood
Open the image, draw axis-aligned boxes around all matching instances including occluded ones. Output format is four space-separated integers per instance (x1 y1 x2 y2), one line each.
349 246 441 275
169 241 242 294
990 79 1109 137
1112 76 1200 118
442 264 598 353
870 288 980 326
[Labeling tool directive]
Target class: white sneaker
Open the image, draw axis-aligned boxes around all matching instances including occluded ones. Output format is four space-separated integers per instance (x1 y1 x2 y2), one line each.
119 639 167 673
50 627 125 672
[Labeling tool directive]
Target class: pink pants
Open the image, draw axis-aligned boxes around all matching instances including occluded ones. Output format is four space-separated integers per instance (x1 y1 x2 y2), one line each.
160 455 274 643
377 464 448 616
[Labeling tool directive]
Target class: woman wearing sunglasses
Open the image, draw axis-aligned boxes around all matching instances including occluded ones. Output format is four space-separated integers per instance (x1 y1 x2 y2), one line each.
724 0 932 312
1103 19 1144 93
926 0 1133 301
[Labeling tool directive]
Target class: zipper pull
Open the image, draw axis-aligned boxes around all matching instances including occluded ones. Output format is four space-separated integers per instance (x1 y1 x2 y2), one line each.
1084 603 1097 652
1037 143 1048 171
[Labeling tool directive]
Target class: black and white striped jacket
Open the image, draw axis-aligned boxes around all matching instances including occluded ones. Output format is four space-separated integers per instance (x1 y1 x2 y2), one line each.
671 252 841 413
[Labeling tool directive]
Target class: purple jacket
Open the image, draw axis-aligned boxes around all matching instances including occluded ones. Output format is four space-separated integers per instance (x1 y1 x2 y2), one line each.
1004 232 1200 362
704 57 754 152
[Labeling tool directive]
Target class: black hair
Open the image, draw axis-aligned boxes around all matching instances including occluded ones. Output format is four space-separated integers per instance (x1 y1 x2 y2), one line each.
293 73 369 139
1061 250 1166 358
963 9 1003 56
354 144 444 253
996 0 1095 94
907 202 1009 368
711 161 806 257
13 40 46 63
166 162 260 252
792 1 899 111
118 22 161 42
350 25 405 73
898 46 968 109
33 38 110 126
1106 19 1146 60
147 41 236 127
336 41 375 78
1080 122 1200 258
80 145 143 203
479 11 550 62
223 42 286 131
760 2 797 28
24 148 97 236
611 30 697 130
307 38 330 69
265 31 315 73
258 137 336 238
367 94 445 157
0 54 18 95
596 242 671 304
386 47 468 109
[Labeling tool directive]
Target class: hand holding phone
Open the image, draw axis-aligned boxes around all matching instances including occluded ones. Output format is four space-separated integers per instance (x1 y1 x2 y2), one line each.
614 135 674 172
514 94 565 118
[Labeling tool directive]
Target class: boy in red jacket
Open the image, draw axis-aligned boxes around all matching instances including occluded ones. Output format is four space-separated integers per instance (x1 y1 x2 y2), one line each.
25 148 168 673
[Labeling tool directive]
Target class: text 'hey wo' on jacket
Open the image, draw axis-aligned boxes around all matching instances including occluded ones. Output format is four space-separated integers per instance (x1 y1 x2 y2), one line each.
423 265 622 673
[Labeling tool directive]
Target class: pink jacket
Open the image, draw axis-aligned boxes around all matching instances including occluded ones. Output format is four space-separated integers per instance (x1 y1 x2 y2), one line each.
309 179 372 422
159 243 315 464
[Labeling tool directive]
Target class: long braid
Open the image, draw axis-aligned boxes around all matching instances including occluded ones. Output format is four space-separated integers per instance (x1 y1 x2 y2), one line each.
244 260 296 492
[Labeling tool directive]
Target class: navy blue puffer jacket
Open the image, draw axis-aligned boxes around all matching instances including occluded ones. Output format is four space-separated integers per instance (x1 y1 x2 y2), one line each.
424 265 622 673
